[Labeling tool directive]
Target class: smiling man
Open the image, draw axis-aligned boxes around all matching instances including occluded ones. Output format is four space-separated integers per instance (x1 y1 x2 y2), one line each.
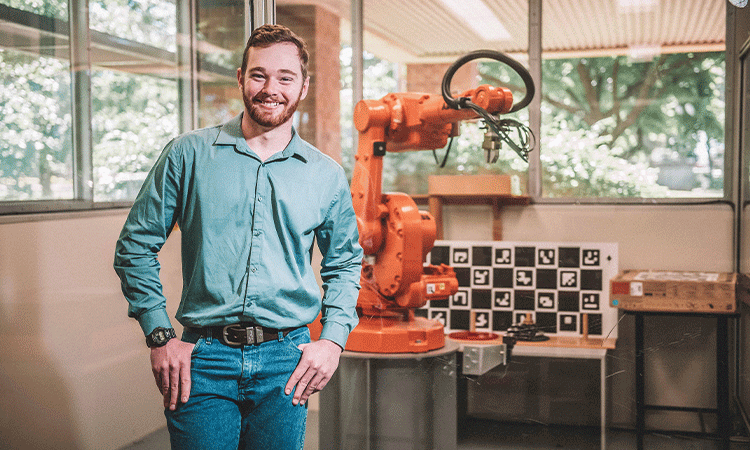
114 24 363 450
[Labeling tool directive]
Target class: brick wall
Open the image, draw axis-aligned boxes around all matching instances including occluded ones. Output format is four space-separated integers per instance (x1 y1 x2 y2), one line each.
406 62 478 95
278 5 342 162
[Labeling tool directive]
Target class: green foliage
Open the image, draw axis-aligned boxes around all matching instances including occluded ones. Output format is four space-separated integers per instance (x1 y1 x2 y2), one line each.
0 49 72 199
91 69 177 200
541 125 668 198
90 0 176 51
2 0 67 19
541 52 725 197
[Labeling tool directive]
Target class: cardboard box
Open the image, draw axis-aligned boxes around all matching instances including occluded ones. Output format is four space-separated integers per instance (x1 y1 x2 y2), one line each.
610 270 748 314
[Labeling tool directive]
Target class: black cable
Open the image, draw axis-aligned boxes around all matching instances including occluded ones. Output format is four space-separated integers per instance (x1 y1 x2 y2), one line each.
441 50 535 113
432 137 454 168
440 50 536 162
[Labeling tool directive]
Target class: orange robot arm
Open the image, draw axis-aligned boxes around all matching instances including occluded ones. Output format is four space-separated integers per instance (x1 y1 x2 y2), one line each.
308 50 533 353
351 85 514 317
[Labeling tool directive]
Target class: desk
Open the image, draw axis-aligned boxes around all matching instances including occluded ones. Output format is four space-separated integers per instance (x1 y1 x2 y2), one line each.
451 336 616 450
626 310 735 450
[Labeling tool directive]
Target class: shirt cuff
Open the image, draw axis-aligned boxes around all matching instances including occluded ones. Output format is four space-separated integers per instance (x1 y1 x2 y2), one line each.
318 321 350 350
137 308 173 336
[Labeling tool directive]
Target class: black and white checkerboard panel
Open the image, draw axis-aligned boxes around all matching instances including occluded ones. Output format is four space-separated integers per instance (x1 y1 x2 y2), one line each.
415 241 619 338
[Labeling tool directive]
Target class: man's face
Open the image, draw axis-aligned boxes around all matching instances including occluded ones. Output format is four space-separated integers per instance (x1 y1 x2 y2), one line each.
238 42 309 130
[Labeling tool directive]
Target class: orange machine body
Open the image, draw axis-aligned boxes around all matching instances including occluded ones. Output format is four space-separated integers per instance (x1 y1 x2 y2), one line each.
311 85 514 353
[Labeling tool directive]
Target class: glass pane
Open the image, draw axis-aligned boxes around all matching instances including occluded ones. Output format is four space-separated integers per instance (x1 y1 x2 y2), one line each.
2 0 67 20
89 0 179 201
92 70 179 200
0 1 74 200
541 0 726 198
90 0 175 51
196 0 245 128
357 0 531 195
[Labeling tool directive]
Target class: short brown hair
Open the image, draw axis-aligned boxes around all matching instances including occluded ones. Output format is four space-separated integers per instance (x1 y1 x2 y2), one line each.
240 24 309 80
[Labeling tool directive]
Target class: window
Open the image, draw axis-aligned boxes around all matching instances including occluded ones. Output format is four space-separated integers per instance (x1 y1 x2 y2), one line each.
195 0 246 128
0 0 732 213
89 0 179 201
335 0 727 201
1 1 74 201
350 0 531 196
0 0 250 211
540 0 726 198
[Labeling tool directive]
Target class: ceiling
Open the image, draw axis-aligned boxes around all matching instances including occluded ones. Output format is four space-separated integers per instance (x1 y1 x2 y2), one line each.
280 0 726 63
1 0 727 74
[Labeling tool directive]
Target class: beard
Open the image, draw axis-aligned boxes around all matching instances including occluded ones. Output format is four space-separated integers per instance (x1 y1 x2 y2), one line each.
243 88 303 129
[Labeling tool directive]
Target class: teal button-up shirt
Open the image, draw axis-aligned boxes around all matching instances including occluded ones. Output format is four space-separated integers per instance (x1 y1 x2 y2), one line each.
114 114 363 349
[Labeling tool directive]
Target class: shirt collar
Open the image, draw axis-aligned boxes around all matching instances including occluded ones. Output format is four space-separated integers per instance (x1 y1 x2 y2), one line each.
214 113 309 163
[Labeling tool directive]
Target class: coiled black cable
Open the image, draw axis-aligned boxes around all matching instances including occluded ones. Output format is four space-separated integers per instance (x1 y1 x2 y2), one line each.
441 49 535 113
440 50 536 162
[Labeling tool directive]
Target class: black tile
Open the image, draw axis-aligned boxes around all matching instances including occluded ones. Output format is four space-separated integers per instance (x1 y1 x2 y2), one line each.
472 289 492 309
559 247 580 268
472 246 493 266
515 246 536 267
515 290 535 310
430 245 450 265
558 291 580 311
494 268 514 288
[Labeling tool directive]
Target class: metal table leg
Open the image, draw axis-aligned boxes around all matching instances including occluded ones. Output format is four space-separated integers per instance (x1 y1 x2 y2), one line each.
635 312 644 450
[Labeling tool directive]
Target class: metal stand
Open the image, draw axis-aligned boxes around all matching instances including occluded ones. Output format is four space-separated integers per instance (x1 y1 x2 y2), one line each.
631 311 734 450
319 341 459 450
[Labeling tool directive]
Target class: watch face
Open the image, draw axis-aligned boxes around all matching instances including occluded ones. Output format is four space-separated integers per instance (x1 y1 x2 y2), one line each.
149 328 174 347
154 329 166 344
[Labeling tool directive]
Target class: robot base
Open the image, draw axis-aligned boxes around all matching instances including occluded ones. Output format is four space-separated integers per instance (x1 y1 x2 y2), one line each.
309 314 445 353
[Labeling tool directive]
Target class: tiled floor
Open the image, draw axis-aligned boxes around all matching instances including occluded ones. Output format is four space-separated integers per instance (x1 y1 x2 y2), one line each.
121 412 749 450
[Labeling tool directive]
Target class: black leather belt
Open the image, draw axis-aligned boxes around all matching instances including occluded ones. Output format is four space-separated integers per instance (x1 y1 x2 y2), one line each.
187 323 298 347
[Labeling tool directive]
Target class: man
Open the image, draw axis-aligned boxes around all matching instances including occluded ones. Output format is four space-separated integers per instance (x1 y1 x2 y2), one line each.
114 24 363 450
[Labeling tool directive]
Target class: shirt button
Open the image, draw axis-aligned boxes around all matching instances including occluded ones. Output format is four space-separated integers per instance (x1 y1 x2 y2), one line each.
251 267 257 273
254 230 261 236
257 196 263 202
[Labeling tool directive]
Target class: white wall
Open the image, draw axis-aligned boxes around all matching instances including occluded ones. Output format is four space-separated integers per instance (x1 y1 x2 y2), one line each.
442 203 734 271
0 211 183 450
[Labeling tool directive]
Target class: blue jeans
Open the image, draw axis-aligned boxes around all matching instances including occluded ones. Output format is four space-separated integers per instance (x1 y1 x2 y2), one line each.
165 326 310 450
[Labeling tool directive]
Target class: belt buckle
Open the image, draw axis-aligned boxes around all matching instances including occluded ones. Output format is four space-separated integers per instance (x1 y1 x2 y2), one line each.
221 324 264 346
221 324 245 347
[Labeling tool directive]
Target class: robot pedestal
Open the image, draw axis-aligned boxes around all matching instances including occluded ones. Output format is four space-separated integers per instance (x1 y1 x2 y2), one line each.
319 341 459 450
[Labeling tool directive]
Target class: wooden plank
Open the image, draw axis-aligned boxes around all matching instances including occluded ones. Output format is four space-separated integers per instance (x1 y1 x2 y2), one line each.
448 335 617 350
428 174 512 196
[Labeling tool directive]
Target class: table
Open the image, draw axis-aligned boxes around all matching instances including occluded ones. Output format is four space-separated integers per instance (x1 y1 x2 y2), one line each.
626 310 735 450
451 335 616 450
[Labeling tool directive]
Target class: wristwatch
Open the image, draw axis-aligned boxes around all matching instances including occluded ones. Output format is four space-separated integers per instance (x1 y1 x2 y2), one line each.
146 327 176 348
